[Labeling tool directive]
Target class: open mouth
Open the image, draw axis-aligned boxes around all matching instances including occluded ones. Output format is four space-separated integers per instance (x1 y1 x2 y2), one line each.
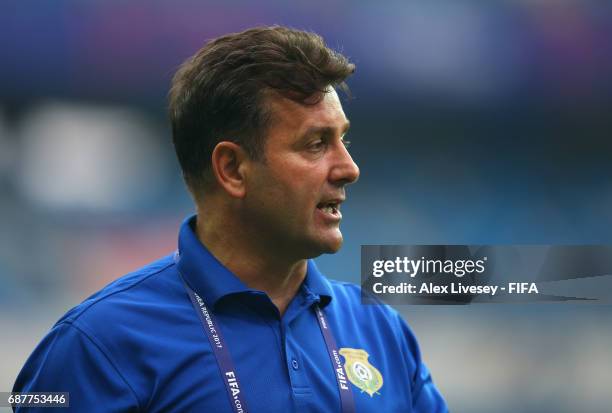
316 201 341 217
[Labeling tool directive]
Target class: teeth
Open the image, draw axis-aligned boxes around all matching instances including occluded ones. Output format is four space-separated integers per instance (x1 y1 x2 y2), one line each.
321 204 337 214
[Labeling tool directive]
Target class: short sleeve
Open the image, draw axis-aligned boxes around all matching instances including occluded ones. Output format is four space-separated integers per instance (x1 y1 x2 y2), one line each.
395 312 449 413
12 321 140 412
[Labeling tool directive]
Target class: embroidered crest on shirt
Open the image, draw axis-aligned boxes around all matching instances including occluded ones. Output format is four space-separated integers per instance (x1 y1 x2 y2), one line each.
338 348 383 397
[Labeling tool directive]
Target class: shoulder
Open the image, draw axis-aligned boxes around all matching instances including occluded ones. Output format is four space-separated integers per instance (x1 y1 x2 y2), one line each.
56 253 183 334
326 279 401 318
14 254 199 407
325 279 408 337
324 279 429 376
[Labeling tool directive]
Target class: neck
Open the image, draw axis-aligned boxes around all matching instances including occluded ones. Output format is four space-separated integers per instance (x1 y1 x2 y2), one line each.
195 206 307 316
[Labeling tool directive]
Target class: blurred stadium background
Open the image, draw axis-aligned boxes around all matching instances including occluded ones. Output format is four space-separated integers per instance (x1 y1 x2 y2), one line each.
1 1 612 412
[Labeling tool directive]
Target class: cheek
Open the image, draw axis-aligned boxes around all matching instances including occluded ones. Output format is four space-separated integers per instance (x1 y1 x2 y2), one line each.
271 168 319 204
254 156 328 214
249 172 302 218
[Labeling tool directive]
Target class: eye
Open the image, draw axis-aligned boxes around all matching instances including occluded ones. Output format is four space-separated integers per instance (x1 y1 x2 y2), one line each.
307 139 327 152
341 137 351 149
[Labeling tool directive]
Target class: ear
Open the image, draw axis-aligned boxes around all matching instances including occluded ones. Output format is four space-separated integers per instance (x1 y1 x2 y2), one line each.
210 141 249 198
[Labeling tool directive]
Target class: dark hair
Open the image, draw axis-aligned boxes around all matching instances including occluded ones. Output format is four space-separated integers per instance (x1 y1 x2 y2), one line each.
168 25 355 193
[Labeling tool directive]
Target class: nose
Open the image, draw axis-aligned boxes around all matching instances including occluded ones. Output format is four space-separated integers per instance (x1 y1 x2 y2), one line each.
329 141 360 186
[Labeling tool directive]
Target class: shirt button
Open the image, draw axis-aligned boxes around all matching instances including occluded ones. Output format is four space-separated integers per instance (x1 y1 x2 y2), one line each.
291 358 299 370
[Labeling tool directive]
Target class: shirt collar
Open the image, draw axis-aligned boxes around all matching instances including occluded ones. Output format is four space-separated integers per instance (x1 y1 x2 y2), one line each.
176 215 333 309
303 260 333 308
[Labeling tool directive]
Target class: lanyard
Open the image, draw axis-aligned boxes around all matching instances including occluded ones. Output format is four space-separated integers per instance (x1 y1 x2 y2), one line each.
176 255 356 413
314 305 356 413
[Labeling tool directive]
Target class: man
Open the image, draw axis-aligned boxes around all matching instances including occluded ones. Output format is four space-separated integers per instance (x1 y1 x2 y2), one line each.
13 26 447 412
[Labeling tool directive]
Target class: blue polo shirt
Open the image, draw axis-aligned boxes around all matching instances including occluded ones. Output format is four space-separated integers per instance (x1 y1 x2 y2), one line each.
13 216 447 412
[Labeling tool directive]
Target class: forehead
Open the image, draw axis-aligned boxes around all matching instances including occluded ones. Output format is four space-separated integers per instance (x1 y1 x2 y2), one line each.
265 88 348 136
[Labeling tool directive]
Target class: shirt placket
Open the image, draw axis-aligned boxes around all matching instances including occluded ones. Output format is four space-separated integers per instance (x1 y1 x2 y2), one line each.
281 291 320 411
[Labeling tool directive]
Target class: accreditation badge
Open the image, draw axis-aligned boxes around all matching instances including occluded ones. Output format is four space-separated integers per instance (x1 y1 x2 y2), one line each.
338 348 383 397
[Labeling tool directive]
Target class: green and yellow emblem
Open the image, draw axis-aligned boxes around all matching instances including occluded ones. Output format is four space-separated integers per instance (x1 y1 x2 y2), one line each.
339 348 383 397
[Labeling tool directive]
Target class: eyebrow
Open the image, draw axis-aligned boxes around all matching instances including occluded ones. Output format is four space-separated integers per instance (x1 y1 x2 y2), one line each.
301 121 351 139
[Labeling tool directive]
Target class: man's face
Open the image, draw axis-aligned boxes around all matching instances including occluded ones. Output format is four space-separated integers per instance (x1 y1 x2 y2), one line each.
243 88 360 259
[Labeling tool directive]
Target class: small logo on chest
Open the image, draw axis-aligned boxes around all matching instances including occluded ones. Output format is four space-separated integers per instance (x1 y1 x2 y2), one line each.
338 348 383 397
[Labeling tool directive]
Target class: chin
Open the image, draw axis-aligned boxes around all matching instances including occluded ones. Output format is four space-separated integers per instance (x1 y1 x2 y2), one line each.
314 234 344 255
298 229 344 258
324 244 342 255
301 244 342 259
